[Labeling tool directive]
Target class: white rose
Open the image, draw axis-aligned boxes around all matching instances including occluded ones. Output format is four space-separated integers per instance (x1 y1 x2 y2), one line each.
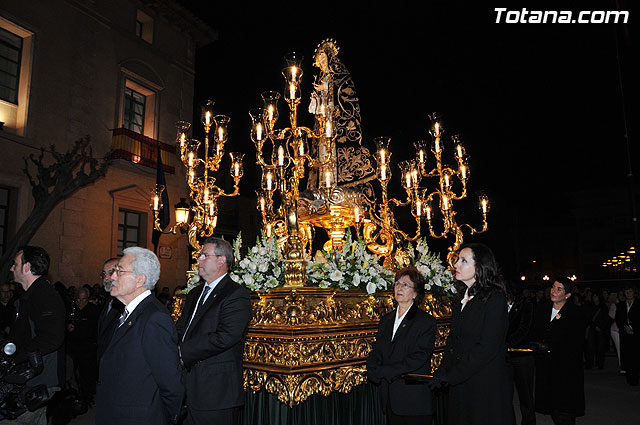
258 262 269 272
243 274 255 285
248 262 257 273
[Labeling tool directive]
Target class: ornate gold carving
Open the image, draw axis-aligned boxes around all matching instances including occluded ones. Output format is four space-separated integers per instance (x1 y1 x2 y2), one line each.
244 366 367 407
172 286 450 406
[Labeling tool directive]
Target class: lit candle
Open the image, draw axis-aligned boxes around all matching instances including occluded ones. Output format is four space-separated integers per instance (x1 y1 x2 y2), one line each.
153 195 160 211
418 150 425 163
405 172 411 188
411 169 418 186
278 146 285 166
188 170 195 184
256 123 263 140
218 126 224 141
203 188 209 203
380 164 387 181
481 198 488 214
259 197 265 211
291 66 297 81
212 215 218 227
266 223 272 237
426 204 432 221
460 165 467 179
266 173 273 191
267 105 274 121
299 142 304 156
416 200 422 217
325 171 331 188
180 133 186 148
380 150 386 164
456 144 463 158
205 111 211 125
444 173 450 187
234 162 240 177
442 195 449 210
289 83 296 100
354 207 360 223
187 152 194 167
434 122 440 136
435 139 441 153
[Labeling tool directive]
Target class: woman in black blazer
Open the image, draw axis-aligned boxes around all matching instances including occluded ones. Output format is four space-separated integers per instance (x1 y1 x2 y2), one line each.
530 277 586 425
367 267 437 425
429 243 515 425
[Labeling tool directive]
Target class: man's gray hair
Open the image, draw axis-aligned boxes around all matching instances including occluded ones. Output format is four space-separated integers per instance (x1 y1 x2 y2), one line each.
123 247 161 290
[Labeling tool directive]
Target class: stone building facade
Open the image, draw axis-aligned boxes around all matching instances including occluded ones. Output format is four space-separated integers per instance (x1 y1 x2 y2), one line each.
0 0 215 290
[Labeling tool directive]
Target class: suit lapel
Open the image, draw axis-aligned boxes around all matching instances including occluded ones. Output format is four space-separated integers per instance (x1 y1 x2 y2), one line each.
108 295 153 349
391 304 416 343
184 276 233 340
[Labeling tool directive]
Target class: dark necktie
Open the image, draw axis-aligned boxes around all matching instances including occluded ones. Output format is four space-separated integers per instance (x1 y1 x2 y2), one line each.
118 307 129 327
199 285 211 308
182 285 210 341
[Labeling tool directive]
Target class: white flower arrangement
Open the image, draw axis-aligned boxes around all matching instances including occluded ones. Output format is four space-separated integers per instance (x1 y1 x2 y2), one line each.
229 232 285 291
177 268 202 294
307 231 393 294
399 238 456 297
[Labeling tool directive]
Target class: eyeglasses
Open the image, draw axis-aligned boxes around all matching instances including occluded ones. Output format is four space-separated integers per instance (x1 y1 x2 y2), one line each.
198 252 220 260
100 269 116 279
394 281 415 290
111 268 134 277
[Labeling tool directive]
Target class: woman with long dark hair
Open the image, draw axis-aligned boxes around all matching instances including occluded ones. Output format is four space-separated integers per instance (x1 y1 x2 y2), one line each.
429 243 515 425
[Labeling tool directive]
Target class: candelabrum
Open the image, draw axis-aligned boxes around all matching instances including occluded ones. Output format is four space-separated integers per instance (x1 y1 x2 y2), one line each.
252 52 336 286
150 100 244 259
359 113 489 268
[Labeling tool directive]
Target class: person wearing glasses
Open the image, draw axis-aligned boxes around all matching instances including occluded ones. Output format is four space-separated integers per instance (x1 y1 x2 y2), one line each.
95 247 183 425
530 277 586 425
97 257 123 363
367 267 437 425
429 243 515 425
176 237 252 425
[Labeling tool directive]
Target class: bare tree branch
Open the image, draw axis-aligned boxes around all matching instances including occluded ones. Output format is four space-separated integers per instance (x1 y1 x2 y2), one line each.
1 136 112 280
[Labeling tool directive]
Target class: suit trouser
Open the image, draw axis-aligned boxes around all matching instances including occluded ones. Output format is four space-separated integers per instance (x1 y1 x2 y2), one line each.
508 354 536 425
186 406 241 425
550 410 575 425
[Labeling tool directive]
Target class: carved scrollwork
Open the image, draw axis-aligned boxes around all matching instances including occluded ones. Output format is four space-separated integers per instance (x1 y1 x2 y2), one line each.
244 367 368 406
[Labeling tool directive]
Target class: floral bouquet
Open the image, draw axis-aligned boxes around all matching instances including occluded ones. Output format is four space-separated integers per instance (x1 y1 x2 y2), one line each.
229 232 285 291
307 231 393 294
397 238 456 297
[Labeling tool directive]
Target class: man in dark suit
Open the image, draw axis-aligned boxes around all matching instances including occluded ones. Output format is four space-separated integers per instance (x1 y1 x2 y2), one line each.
95 247 183 425
176 237 252 425
96 257 123 363
615 286 639 386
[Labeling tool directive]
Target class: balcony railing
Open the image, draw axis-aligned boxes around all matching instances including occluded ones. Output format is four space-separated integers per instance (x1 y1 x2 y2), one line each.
111 127 176 174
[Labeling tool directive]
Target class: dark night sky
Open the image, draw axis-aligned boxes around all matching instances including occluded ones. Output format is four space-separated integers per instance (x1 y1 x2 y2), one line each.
178 0 636 279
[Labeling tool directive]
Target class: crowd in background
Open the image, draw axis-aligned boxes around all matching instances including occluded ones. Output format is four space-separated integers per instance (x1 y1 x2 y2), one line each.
0 278 186 416
516 282 638 379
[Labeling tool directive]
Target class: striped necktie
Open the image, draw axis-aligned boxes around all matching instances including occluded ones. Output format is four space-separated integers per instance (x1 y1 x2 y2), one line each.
118 307 129 327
